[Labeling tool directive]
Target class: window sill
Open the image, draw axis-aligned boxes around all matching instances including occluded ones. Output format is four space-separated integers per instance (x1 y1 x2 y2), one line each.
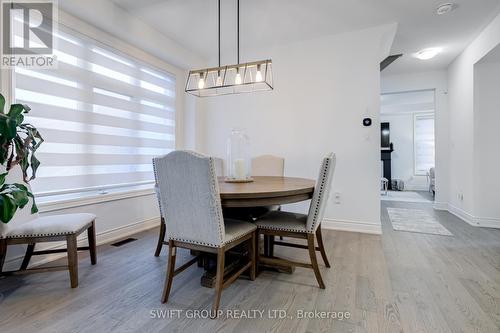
37 186 155 213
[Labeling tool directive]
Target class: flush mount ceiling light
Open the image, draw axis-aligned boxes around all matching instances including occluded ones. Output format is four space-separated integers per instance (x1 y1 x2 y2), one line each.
185 0 273 97
436 3 458 15
414 48 442 60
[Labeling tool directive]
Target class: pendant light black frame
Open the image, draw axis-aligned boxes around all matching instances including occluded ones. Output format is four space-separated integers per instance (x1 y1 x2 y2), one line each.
185 0 273 97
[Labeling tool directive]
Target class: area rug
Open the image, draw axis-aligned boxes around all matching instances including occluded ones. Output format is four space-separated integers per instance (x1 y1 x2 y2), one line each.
387 207 453 236
381 191 432 203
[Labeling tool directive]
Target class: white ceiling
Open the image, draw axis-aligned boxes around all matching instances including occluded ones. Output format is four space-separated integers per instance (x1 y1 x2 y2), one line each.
110 0 500 75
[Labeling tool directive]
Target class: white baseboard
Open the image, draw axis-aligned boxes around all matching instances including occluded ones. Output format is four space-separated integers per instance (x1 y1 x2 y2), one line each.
433 202 448 211
95 216 159 245
438 204 500 229
322 218 382 235
447 204 475 225
474 216 500 228
4 216 160 269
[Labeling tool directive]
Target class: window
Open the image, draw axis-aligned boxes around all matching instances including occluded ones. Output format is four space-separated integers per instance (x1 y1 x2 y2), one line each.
14 26 176 197
414 114 435 175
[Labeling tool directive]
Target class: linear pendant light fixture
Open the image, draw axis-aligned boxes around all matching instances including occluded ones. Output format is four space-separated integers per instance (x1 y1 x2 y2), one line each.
185 0 273 97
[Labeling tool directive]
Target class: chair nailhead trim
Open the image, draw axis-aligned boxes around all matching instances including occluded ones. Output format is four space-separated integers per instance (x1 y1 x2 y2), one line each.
208 156 225 245
169 228 254 248
308 157 331 232
256 224 313 234
6 231 77 238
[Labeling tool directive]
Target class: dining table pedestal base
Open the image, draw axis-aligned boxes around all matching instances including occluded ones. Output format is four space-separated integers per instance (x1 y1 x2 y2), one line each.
196 237 296 288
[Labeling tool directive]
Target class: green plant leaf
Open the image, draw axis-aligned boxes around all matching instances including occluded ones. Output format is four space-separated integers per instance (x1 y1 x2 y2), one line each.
0 195 18 223
0 172 7 185
0 97 41 223
8 104 25 120
2 117 18 140
30 154 40 180
9 184 30 208
11 192 29 208
0 183 37 223
0 93 5 114
27 190 38 214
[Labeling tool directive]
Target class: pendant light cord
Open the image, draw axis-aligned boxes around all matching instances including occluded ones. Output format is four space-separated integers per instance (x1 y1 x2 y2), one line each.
218 0 221 67
237 0 240 64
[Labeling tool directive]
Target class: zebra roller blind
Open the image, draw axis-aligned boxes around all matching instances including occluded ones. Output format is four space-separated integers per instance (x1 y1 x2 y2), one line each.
14 25 176 196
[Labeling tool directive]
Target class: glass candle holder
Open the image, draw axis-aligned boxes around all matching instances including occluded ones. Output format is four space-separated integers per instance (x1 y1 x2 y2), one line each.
226 128 252 182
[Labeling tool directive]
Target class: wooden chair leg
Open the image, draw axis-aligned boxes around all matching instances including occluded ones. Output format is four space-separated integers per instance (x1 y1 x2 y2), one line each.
155 218 166 257
249 232 256 281
256 230 261 273
212 247 225 313
269 235 275 257
263 235 270 256
0 239 7 274
20 243 35 270
87 221 97 265
316 225 331 268
66 235 79 288
161 240 176 303
307 234 325 289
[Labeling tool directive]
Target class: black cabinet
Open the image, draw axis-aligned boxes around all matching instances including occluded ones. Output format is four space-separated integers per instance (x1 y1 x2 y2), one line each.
381 122 393 190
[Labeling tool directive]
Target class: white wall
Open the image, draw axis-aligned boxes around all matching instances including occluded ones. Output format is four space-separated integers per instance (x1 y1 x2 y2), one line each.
447 12 500 226
473 60 500 226
197 24 397 235
380 113 430 191
381 71 448 206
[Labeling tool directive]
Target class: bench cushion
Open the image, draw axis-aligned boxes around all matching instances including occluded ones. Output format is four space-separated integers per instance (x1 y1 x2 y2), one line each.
5 213 96 239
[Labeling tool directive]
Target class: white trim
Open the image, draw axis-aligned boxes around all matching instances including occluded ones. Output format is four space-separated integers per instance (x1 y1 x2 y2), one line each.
4 216 160 269
38 188 155 213
322 218 382 235
433 201 448 210
474 216 500 229
35 180 155 198
439 203 500 229
448 204 475 225
94 216 159 245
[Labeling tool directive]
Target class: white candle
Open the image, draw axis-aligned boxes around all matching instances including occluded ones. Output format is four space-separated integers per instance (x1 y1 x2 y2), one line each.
233 159 246 179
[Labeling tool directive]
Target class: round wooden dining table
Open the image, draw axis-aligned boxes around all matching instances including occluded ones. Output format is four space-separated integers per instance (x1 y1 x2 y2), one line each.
218 176 316 207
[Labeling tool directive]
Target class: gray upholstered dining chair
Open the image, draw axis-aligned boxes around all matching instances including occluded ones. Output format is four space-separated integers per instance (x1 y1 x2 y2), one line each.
213 157 225 177
251 154 284 177
153 157 228 257
255 153 336 289
153 150 257 312
154 157 225 256
250 154 286 251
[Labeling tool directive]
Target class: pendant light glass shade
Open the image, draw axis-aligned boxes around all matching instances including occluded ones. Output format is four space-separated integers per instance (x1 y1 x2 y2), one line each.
185 60 273 97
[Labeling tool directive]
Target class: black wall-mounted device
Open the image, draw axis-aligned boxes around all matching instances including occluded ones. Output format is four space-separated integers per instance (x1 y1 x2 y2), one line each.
363 118 372 127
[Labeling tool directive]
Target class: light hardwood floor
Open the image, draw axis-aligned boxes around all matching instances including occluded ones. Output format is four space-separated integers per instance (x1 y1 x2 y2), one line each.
1 200 499 333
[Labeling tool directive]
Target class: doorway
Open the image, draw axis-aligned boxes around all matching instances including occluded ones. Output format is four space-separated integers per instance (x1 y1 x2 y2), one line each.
379 90 436 203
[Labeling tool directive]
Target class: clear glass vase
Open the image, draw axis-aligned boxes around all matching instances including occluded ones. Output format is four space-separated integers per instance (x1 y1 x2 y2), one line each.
226 128 252 182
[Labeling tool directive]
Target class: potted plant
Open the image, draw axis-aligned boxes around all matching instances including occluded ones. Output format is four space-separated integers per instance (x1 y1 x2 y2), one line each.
0 93 43 223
